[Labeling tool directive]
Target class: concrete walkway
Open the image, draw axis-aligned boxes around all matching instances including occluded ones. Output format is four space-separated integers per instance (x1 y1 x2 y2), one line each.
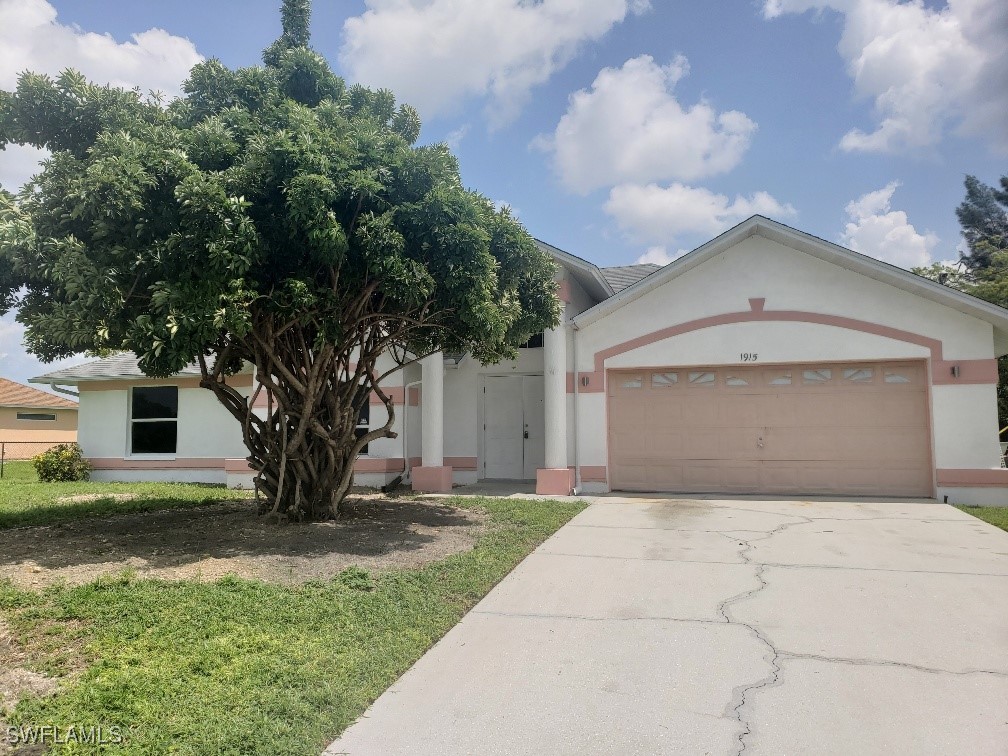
325 497 1008 755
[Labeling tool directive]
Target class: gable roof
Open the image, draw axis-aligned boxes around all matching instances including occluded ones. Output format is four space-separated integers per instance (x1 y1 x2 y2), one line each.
573 215 1008 353
30 353 203 384
535 239 614 301
0 377 77 409
600 264 661 292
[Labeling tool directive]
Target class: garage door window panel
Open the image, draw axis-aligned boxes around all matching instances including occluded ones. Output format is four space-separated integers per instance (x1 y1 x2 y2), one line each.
651 372 678 387
843 367 875 384
688 371 716 386
802 368 832 384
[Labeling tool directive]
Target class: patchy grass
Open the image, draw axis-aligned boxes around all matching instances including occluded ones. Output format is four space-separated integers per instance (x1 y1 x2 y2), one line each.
0 461 246 529
955 505 1008 532
0 495 585 754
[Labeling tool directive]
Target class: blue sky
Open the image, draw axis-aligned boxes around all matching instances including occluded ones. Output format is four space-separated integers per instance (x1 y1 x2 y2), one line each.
1 0 1006 386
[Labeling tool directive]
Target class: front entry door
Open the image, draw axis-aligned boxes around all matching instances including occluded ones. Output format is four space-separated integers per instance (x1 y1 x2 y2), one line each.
483 375 545 479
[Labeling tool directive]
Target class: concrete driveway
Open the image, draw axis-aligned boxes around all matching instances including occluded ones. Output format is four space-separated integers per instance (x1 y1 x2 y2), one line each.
326 497 1008 755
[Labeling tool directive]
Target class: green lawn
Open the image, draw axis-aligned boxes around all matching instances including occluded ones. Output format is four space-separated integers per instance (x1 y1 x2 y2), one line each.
1 494 585 754
0 460 247 529
956 505 1008 532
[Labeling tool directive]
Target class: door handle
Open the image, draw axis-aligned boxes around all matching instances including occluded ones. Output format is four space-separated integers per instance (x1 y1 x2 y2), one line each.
524 431 529 439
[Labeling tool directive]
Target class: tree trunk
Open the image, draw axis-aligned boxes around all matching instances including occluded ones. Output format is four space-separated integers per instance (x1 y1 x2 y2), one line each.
198 319 399 521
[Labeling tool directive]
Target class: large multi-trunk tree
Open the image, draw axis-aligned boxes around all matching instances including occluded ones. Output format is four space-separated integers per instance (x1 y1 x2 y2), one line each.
0 1 559 519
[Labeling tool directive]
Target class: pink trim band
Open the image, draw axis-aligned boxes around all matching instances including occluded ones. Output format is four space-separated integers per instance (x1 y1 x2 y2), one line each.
90 457 225 470
575 309 997 392
936 469 1008 487
579 465 608 483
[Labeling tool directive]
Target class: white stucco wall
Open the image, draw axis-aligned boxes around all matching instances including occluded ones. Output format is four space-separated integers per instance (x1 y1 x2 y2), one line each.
79 381 248 483
570 233 1005 501
78 384 247 461
574 236 995 370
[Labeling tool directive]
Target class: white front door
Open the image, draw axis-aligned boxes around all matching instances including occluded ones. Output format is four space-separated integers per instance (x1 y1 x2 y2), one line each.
483 375 545 480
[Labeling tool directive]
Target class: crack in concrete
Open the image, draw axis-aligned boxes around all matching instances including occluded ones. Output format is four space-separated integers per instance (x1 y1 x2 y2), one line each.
776 651 1008 678
714 516 814 756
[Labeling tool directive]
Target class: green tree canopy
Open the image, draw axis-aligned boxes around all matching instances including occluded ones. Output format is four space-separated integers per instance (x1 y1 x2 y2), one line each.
917 173 1008 432
0 0 560 519
956 174 1008 272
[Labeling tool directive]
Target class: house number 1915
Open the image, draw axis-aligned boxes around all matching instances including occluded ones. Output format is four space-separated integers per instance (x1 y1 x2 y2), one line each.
740 353 758 362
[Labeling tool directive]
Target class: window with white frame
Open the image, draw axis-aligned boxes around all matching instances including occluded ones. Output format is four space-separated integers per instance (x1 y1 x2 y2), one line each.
130 386 178 454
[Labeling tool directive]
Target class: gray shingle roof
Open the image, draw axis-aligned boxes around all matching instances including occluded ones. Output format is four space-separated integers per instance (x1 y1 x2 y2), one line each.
600 264 661 292
30 353 203 383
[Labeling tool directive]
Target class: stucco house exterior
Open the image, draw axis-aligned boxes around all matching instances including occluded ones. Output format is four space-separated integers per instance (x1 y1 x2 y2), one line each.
0 377 78 456
31 216 1008 505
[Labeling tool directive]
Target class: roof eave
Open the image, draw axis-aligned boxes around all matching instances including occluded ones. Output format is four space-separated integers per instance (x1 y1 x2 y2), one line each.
535 239 615 301
573 216 1008 341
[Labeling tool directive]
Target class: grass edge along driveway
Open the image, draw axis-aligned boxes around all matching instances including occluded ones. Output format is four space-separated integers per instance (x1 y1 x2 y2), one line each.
955 504 1008 532
0 495 585 755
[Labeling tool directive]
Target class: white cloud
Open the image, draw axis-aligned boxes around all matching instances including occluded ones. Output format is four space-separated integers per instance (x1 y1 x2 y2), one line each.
634 246 689 266
444 124 470 151
763 0 1008 153
0 144 49 193
605 183 796 244
339 0 650 127
541 54 757 194
0 0 203 191
0 0 202 96
0 312 82 392
841 181 937 268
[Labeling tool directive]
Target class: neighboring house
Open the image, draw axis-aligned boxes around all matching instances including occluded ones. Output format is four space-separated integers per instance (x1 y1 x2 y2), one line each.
31 216 1008 505
0 377 78 457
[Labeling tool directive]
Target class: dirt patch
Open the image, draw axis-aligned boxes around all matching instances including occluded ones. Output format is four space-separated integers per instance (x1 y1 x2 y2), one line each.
54 492 138 504
0 617 59 754
0 497 487 589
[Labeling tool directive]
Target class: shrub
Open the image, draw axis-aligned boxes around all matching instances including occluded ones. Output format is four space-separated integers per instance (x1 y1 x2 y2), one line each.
32 443 92 482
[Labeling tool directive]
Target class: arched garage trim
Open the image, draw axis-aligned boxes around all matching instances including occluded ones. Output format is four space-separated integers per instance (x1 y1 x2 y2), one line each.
573 308 996 392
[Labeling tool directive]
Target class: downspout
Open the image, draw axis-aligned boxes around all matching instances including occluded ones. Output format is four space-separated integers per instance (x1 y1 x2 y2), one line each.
48 381 80 399
571 320 581 495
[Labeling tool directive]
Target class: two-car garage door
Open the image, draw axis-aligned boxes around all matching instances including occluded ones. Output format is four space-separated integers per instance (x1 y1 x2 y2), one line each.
607 361 932 496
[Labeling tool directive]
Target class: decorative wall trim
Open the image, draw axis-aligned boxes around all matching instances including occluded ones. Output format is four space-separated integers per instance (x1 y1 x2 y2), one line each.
224 458 253 473
369 386 406 405
90 457 225 470
445 456 478 471
353 457 406 473
571 308 997 393
936 468 1008 487
748 297 765 312
579 465 608 482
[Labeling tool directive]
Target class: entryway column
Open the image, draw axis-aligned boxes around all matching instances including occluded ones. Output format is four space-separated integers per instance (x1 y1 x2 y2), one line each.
537 306 574 495
412 351 452 492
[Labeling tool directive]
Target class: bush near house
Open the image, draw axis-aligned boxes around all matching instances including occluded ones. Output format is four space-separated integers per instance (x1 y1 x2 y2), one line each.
31 443 92 483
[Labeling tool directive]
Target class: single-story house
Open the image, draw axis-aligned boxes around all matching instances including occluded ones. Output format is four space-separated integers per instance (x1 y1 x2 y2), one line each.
31 216 1008 505
0 377 78 457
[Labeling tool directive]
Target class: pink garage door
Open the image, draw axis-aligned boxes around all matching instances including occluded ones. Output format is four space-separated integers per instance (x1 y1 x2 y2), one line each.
607 362 932 496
